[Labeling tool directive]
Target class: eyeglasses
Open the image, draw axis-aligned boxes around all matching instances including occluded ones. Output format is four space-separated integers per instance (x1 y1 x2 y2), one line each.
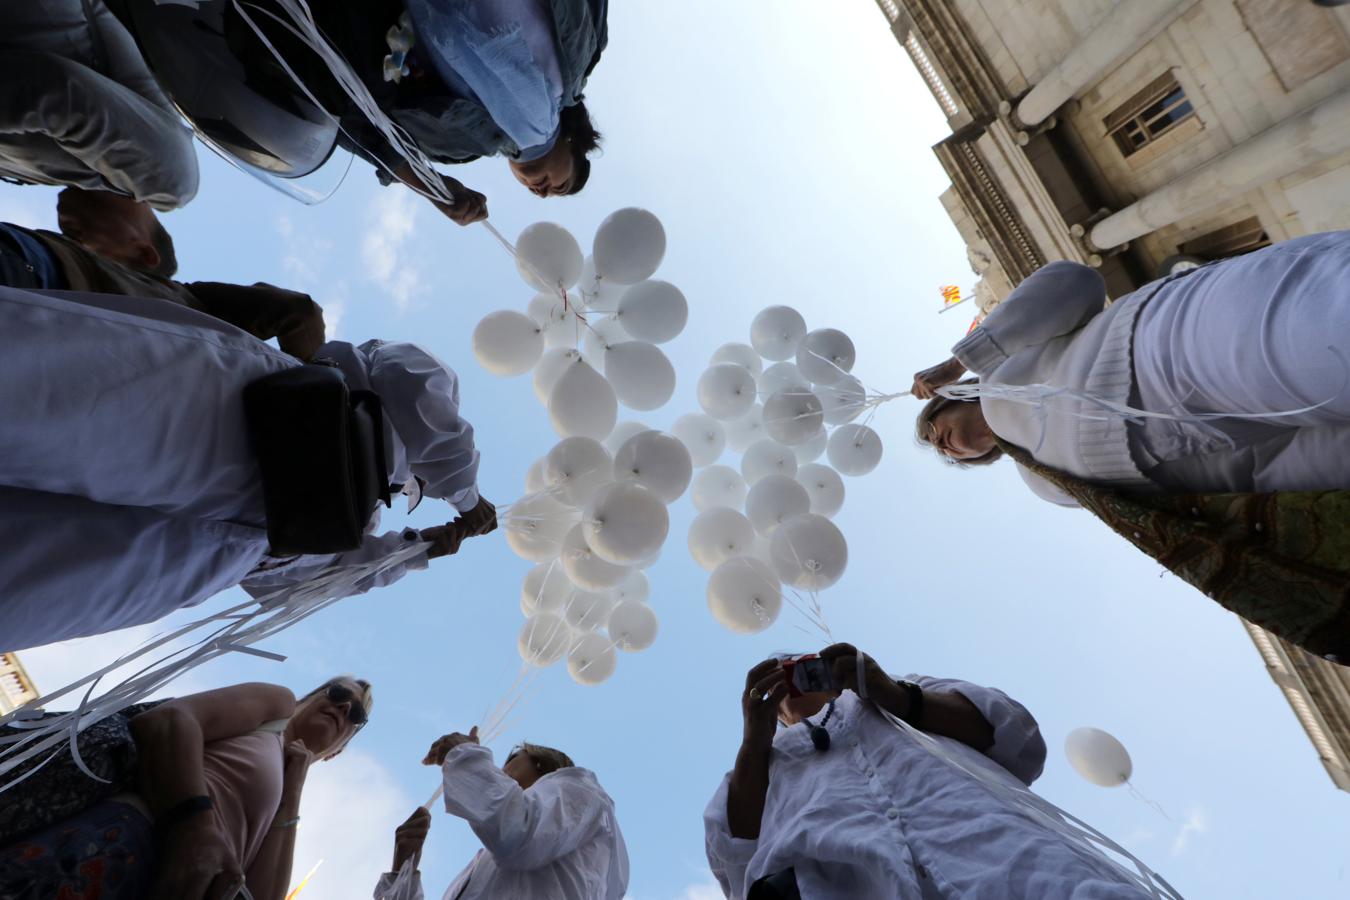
325 684 368 727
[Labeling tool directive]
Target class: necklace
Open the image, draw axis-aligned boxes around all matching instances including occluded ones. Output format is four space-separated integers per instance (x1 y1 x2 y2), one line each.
808 699 836 752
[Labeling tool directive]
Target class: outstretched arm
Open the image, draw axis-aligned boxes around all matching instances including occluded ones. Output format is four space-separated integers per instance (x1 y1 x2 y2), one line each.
951 261 1107 377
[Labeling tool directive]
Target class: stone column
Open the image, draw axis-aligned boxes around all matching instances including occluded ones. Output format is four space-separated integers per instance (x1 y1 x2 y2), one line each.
1015 0 1194 128
1090 87 1350 250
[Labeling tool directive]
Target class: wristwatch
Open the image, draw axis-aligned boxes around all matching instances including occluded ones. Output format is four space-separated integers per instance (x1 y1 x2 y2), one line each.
895 680 924 727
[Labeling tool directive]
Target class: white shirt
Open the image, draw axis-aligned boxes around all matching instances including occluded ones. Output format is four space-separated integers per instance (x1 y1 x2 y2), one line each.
374 744 629 900
318 340 481 513
703 676 1156 900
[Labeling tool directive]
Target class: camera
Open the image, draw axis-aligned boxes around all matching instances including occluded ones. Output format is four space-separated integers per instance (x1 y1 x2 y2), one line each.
780 654 838 698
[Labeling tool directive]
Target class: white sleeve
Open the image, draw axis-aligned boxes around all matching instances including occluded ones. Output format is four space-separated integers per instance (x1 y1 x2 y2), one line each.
363 341 481 513
440 745 610 871
240 529 429 600
1016 463 1081 508
912 675 1048 786
951 261 1106 377
372 868 425 900
701 774 757 899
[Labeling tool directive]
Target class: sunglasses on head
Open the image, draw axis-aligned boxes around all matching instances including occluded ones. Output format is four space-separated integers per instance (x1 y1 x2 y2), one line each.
325 684 368 727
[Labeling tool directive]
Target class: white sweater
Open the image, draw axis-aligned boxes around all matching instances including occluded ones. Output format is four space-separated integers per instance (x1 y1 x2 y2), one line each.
951 261 1158 490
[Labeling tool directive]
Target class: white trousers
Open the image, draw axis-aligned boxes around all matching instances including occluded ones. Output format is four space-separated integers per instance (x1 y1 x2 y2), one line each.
0 287 293 650
1131 232 1350 493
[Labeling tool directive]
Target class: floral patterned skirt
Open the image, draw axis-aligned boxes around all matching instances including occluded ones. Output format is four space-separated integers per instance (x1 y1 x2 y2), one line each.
0 800 155 900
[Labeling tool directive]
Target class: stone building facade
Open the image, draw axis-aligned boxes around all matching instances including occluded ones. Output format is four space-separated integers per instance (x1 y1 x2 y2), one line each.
0 653 38 715
872 0 1350 792
874 0 1350 311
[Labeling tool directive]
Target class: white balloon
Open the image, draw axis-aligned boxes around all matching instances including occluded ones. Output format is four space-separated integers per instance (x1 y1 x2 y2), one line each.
710 342 763 377
524 457 549 494
577 255 623 310
568 631 618 685
613 570 650 605
593 207 666 285
607 601 658 651
750 305 807 361
741 438 798 484
563 589 616 632
759 361 809 397
761 386 824 446
518 613 572 666
520 562 574 616
604 420 650 455
724 405 767 453
688 507 755 572
613 430 693 503
819 375 867 425
827 424 883 476
505 494 578 562
691 464 748 512
744 474 811 535
707 556 782 634
533 347 587 404
472 310 543 377
582 315 629 359
517 222 583 292
584 481 670 564
1065 728 1133 787
545 436 613 507
768 513 848 591
796 328 857 385
792 427 828 464
560 523 630 589
549 359 617 440
697 363 757 420
616 280 688 343
796 463 845 518
603 341 676 411
671 413 726 468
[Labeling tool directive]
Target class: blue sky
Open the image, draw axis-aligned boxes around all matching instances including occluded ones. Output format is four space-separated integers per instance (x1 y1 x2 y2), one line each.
7 2 1350 897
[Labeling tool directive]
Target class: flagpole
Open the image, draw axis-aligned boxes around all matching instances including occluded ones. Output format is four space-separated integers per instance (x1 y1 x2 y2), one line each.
937 296 970 313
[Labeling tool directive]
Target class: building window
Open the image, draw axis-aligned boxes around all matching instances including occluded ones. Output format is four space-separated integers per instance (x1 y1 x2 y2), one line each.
1237 0 1350 93
904 32 959 118
1103 72 1195 158
1179 216 1270 260
1159 216 1270 276
876 0 901 23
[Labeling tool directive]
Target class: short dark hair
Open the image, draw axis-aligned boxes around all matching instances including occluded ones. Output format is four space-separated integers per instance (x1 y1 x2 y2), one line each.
914 378 1004 468
148 218 178 280
509 742 574 777
558 98 601 196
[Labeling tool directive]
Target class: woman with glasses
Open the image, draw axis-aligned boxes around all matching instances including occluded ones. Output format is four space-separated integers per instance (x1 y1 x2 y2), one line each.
0 676 374 900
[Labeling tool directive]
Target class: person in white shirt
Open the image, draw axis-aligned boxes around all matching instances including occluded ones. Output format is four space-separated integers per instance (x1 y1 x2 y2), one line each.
0 285 493 651
375 728 629 900
704 644 1164 899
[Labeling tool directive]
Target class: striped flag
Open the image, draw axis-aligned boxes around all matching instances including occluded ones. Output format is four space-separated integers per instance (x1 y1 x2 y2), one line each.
940 284 962 306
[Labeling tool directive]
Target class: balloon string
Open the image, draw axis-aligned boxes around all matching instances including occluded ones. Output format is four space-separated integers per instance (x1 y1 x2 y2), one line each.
1126 780 1172 822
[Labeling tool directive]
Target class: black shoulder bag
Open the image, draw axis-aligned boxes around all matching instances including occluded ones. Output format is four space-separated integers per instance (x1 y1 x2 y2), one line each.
243 362 391 555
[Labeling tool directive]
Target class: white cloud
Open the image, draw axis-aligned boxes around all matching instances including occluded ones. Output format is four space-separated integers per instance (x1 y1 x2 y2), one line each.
361 187 422 312
291 748 414 898
1171 807 1208 856
276 214 332 288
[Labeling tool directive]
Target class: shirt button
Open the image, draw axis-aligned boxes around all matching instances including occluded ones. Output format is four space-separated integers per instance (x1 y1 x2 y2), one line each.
886 807 899 820
866 767 876 778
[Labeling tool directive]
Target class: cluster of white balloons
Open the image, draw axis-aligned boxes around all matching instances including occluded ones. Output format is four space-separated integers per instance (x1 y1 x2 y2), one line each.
681 306 883 635
474 209 687 686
